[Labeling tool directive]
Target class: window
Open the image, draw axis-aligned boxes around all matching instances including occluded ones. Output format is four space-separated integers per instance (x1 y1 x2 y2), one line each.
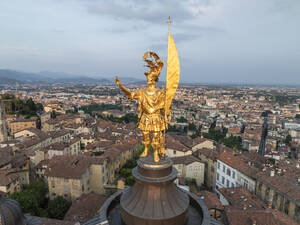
173 150 176 155
294 206 300 222
64 186 68 192
273 193 278 208
231 182 234 187
232 171 235 179
217 173 220 181
64 178 68 182
217 162 220 169
89 168 92 175
265 187 270 203
82 185 84 192
226 179 230 187
244 179 248 189
284 199 290 215
194 173 197 177
211 166 214 172
226 168 231 176
223 165 225 173
52 186 55 189
222 176 225 185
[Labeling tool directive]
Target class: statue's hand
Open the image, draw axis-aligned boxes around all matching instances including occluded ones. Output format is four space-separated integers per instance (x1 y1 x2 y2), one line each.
115 76 121 85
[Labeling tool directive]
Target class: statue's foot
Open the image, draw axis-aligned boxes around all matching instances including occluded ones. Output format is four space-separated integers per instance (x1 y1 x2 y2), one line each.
154 151 159 163
140 150 148 157
159 147 166 158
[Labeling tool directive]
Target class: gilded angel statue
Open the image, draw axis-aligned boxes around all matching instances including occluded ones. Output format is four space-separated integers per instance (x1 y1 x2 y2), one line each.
115 31 179 163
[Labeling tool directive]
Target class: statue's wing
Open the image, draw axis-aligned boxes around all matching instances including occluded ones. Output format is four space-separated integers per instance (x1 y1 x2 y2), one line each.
165 32 180 123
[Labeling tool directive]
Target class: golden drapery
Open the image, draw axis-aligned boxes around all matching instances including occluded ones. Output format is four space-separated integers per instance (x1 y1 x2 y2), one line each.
165 32 180 123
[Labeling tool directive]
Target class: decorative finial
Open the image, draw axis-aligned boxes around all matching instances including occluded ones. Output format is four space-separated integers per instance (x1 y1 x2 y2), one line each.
167 16 172 33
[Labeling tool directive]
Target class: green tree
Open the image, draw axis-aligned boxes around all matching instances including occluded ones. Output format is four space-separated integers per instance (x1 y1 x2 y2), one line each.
47 196 71 220
188 123 197 131
10 190 40 215
125 176 135 186
176 116 187 123
285 134 292 145
9 180 48 216
223 135 243 151
261 110 272 117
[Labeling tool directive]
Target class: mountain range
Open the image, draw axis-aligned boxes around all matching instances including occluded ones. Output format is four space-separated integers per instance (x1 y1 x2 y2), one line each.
0 69 144 85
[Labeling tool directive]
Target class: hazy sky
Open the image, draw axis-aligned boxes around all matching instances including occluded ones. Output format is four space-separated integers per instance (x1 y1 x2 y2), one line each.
0 0 299 84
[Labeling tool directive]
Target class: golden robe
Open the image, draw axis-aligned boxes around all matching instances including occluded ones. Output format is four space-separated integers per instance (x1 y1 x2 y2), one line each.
129 88 166 132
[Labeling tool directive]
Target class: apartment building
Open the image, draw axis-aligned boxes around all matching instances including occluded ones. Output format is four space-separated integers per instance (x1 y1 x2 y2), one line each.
45 155 108 201
172 155 205 186
8 118 37 134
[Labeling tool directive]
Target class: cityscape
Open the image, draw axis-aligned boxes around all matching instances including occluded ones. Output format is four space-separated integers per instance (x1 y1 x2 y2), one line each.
0 81 299 224
1 1 300 225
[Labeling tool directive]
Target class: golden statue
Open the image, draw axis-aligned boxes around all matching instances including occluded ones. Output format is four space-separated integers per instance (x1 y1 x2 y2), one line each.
115 18 180 162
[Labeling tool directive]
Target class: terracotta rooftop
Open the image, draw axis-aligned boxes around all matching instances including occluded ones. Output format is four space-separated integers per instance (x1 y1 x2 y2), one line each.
165 134 190 152
0 169 19 186
197 191 224 210
45 155 105 179
64 192 106 223
171 155 201 165
218 187 266 210
225 207 298 225
218 151 260 179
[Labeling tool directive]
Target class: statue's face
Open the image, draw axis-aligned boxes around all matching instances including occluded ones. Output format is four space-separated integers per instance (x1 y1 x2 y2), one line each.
147 73 156 86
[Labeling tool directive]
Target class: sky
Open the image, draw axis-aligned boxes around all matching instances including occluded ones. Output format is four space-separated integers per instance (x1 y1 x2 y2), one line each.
0 0 299 84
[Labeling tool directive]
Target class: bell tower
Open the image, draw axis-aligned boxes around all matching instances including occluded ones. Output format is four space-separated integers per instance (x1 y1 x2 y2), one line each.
0 100 8 142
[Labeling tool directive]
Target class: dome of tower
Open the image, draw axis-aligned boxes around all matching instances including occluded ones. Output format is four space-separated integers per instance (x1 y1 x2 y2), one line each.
0 193 27 225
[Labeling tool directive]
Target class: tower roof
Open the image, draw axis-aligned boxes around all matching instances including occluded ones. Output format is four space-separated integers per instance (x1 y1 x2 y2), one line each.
0 193 27 225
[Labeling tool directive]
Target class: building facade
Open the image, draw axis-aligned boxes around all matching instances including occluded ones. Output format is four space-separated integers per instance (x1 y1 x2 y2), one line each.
0 102 8 142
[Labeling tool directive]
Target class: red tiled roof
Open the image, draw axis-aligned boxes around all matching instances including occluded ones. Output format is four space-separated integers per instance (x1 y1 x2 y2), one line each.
64 192 106 223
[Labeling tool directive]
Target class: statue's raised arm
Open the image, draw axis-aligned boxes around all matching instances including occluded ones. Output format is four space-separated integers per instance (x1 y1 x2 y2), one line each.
115 76 134 100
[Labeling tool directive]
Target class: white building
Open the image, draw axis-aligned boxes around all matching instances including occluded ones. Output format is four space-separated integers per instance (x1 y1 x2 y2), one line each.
216 151 256 192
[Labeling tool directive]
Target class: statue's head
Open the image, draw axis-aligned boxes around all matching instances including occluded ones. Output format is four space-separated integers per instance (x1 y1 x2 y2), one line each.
143 52 163 83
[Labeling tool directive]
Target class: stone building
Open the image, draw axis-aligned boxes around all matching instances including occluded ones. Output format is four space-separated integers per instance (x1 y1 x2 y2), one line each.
0 101 8 142
45 155 108 201
172 155 205 187
255 165 300 223
8 118 37 135
0 169 21 194
194 147 218 190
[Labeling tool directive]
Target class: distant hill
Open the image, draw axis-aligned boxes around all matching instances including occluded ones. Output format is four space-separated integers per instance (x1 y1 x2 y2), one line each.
0 69 112 84
0 69 156 85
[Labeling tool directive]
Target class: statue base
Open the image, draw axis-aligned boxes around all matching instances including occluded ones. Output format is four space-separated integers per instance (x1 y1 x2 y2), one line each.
120 154 189 225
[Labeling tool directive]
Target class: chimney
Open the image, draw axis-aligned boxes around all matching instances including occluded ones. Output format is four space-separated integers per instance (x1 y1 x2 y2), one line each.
270 170 275 177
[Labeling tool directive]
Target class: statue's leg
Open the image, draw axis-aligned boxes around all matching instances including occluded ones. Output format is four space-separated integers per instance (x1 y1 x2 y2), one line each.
140 130 150 157
153 131 160 162
159 131 166 158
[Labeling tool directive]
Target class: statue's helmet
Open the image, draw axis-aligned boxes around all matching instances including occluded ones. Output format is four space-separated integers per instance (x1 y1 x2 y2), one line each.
143 52 164 82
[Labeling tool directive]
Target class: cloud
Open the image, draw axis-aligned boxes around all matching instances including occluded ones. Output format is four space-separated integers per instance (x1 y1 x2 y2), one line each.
86 0 212 24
